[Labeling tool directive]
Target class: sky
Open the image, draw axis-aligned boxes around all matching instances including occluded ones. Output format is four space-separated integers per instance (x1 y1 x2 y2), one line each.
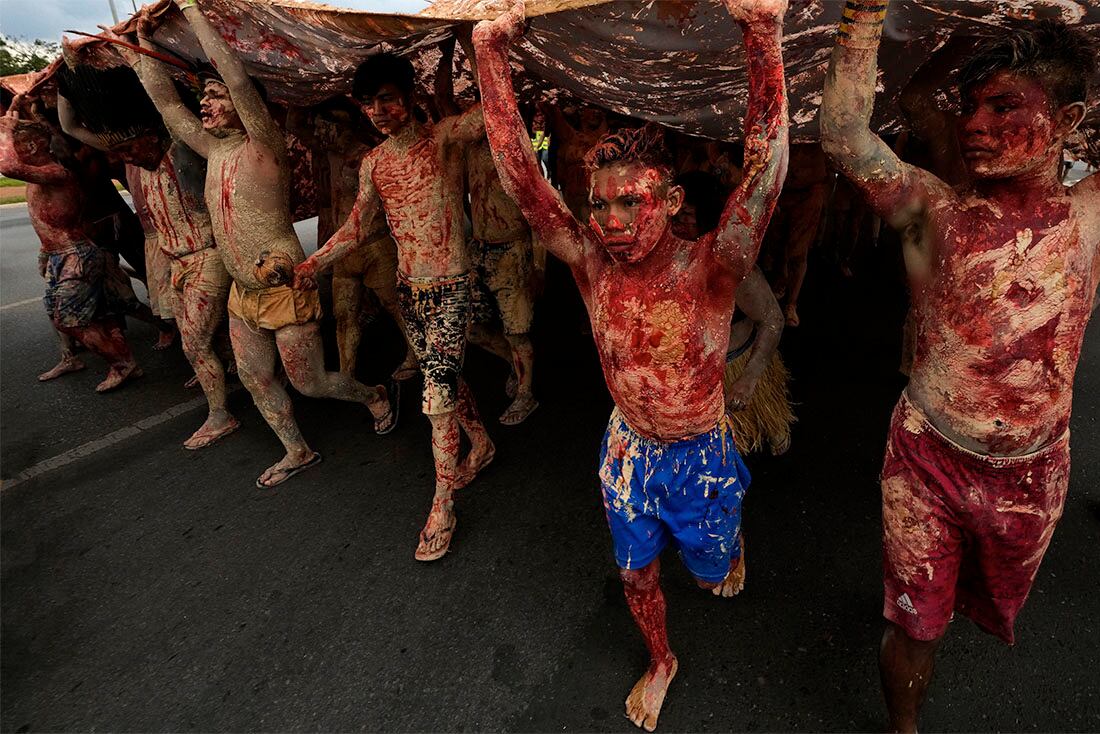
0 0 429 41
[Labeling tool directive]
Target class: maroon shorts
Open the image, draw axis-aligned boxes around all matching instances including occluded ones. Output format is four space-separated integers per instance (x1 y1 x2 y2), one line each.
880 394 1070 644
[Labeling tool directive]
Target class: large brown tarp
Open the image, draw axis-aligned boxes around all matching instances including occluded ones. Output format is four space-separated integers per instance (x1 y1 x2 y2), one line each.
12 0 1100 145
70 0 1100 144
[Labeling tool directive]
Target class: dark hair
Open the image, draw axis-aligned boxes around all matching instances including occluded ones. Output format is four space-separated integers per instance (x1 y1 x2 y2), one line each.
198 63 269 104
958 19 1097 109
352 53 415 101
583 123 672 179
674 170 728 235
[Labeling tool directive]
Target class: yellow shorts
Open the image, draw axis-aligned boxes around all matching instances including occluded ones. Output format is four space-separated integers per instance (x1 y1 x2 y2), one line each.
227 281 322 332
332 233 399 293
145 233 177 319
171 247 231 301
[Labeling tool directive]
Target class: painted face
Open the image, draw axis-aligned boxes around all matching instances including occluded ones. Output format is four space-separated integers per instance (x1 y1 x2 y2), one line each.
200 80 242 133
112 134 166 171
588 161 681 263
360 83 411 137
12 122 51 165
957 71 1063 180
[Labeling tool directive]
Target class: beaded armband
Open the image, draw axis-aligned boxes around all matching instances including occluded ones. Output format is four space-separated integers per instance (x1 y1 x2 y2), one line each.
837 1 889 49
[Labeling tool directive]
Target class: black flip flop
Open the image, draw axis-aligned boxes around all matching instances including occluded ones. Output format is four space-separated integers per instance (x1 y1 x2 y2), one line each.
375 380 400 435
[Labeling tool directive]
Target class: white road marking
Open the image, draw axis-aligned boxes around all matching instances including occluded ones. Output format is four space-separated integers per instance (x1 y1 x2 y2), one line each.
2 386 243 492
0 297 41 311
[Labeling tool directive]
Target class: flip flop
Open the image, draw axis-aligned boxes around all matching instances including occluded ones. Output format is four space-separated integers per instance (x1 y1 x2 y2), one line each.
183 418 240 451
374 380 400 435
454 443 495 490
392 362 420 382
255 451 322 489
415 515 456 562
499 396 538 426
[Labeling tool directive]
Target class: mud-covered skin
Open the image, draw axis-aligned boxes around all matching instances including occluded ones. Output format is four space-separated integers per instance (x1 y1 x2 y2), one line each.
475 3 788 442
139 142 215 259
822 8 1100 457
467 137 528 243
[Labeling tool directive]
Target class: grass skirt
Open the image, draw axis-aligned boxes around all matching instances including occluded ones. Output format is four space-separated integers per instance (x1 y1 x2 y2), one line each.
723 350 796 455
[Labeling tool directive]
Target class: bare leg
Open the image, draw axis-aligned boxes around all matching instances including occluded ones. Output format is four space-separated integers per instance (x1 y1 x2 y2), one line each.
275 321 391 427
500 332 538 425
695 534 746 598
453 381 495 489
178 283 238 449
416 410 460 561
468 321 513 366
375 283 419 381
230 315 316 486
880 622 942 734
60 320 142 393
333 273 363 376
126 301 177 346
39 326 85 381
621 559 679 732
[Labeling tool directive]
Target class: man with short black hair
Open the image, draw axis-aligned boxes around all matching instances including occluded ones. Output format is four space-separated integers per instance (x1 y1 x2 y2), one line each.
296 45 494 562
822 5 1100 730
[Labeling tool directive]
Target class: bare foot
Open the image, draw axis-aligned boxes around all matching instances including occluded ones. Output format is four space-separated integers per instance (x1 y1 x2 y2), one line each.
769 432 791 456
38 357 85 381
415 499 456 561
625 654 679 732
712 537 746 598
391 357 419 382
784 303 800 328
96 364 143 393
255 450 322 488
154 326 178 351
499 391 538 426
454 439 495 489
183 414 240 450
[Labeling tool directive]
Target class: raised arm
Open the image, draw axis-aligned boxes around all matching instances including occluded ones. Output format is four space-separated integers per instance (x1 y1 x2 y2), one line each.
820 0 948 232
0 114 71 185
121 27 214 157
710 0 790 282
725 266 784 411
294 154 381 288
473 1 585 266
176 0 284 152
434 36 461 118
438 27 485 144
57 94 109 151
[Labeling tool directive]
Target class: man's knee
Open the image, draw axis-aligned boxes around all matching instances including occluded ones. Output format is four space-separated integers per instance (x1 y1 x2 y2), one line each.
620 560 659 591
882 621 943 656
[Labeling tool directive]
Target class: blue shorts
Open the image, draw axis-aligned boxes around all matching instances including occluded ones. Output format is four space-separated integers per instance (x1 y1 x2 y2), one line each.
598 409 750 583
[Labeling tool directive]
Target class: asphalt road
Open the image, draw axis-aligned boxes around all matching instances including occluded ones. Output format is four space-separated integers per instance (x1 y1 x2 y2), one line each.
2 201 1098 732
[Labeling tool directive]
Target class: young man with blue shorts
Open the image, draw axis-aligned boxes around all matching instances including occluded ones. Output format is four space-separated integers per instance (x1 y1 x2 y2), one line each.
474 0 789 728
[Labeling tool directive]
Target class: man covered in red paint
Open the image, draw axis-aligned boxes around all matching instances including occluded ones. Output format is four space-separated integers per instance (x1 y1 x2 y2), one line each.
0 97 143 392
473 0 788 728
59 91 239 450
124 1 397 486
294 47 494 562
821 5 1100 731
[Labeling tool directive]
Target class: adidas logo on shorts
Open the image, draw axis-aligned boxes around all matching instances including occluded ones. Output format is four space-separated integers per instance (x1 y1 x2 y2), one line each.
896 593 917 615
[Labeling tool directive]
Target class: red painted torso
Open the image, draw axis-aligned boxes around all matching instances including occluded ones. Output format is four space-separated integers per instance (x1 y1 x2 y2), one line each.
140 142 215 259
369 123 468 278
25 177 90 254
576 234 736 441
909 190 1100 454
466 137 527 243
